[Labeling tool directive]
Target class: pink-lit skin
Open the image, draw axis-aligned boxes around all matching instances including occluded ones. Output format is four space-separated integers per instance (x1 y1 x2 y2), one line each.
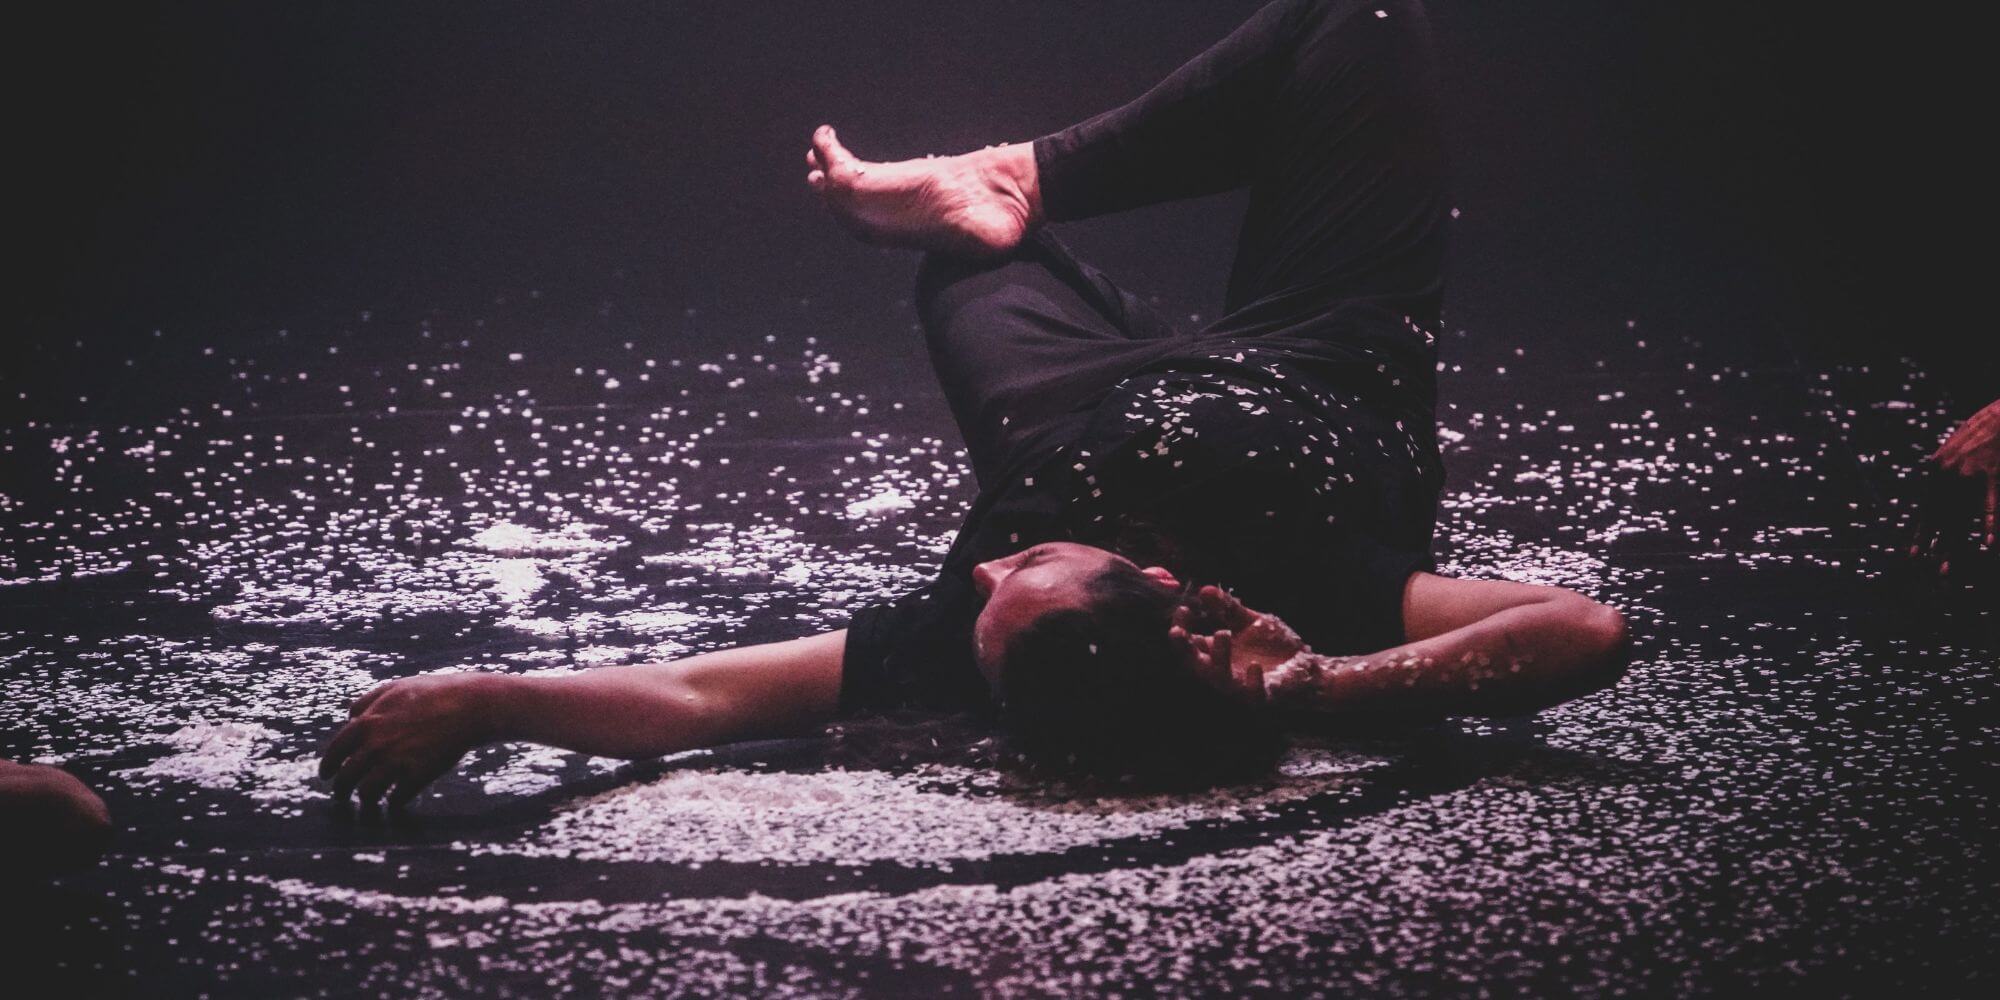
804 124 1044 259
1172 576 1630 718
322 632 850 810
1912 398 1999 574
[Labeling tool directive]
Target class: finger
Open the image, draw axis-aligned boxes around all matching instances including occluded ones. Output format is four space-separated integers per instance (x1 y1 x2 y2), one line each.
320 719 365 780
807 169 826 190
812 125 854 175
355 765 398 810
1204 585 1255 630
1209 630 1232 668
1914 466 1967 568
1936 476 1977 576
1183 597 1222 633
1188 646 1219 684
1908 470 1938 559
1170 627 1222 687
806 147 820 170
1236 655 1266 706
1984 474 1997 550
1198 586 1230 626
387 764 445 811
332 750 377 800
1190 637 1229 692
387 780 420 812
1171 626 1203 666
349 683 391 718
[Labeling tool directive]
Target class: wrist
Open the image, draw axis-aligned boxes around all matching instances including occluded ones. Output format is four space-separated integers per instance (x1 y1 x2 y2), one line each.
1261 650 1337 707
461 673 526 744
1256 648 1368 712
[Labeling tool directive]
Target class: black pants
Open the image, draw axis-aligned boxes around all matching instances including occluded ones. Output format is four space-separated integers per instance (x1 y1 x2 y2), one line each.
918 0 1449 490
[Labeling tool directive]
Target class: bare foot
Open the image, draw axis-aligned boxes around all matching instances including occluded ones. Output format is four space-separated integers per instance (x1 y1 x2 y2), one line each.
806 125 1041 258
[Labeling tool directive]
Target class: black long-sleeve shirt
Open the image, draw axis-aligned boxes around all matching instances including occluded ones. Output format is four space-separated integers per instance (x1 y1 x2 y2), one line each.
840 343 1443 716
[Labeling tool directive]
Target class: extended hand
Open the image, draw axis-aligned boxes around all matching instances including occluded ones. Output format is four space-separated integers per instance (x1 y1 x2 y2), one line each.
1167 585 1304 707
1912 399 1999 576
319 674 498 810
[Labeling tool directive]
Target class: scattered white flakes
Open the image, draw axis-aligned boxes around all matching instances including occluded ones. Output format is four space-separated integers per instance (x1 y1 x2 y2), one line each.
120 720 320 806
466 521 624 557
2 295 1975 996
844 488 916 519
485 558 547 604
473 743 621 797
483 750 1387 867
130 719 280 784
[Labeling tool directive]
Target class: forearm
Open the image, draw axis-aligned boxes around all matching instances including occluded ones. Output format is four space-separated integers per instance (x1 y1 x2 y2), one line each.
478 669 712 760
480 632 844 759
482 667 789 759
1266 598 1629 720
323 630 845 806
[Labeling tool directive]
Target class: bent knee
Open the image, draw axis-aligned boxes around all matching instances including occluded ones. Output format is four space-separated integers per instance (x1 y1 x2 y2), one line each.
913 250 1040 346
914 252 963 336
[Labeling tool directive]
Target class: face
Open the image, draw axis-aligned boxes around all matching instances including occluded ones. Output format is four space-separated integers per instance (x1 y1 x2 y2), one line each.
970 541 1180 688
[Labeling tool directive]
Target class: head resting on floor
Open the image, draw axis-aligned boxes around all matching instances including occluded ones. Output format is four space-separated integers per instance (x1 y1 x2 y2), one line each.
971 542 1277 782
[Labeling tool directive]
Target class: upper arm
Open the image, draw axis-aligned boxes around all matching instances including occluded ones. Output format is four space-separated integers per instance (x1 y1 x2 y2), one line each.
1400 571 1599 642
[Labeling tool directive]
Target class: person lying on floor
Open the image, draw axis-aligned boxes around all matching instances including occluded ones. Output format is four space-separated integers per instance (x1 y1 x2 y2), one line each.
319 0 1631 805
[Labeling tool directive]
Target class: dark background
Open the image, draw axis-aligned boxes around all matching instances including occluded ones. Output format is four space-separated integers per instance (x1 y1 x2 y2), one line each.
7 8 1998 992
13 0 1990 401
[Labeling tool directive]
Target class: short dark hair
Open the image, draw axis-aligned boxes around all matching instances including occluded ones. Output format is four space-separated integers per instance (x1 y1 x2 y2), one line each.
994 562 1278 785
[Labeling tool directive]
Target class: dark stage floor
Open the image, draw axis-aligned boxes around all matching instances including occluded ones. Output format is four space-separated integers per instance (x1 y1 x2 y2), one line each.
3 250 1995 995
7 1 1998 994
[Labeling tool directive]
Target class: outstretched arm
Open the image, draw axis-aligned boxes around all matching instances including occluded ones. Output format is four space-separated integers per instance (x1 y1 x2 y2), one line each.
1173 574 1629 720
319 630 846 808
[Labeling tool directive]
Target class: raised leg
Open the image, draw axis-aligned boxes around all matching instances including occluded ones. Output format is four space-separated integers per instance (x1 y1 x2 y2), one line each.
1033 0 1448 325
1032 0 1312 222
915 231 1184 488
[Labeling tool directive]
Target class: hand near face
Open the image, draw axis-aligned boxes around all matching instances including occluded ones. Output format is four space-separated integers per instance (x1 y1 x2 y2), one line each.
1168 585 1304 707
1912 398 1999 576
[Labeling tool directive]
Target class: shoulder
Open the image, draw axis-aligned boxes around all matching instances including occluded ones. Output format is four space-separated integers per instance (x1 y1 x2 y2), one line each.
839 576 990 716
